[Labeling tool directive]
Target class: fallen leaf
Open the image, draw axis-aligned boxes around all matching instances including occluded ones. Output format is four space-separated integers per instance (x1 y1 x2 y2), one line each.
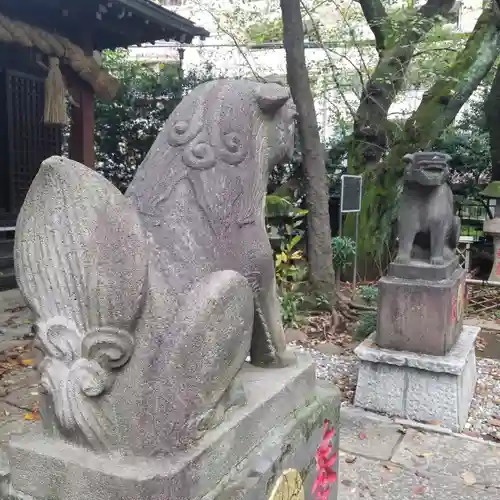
21 359 33 366
417 452 433 458
23 409 40 421
341 479 353 487
345 455 357 464
412 485 426 495
427 419 441 426
358 432 367 440
489 418 500 428
461 471 477 486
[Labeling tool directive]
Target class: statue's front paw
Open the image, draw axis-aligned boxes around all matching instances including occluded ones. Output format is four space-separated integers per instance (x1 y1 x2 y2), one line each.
430 256 445 266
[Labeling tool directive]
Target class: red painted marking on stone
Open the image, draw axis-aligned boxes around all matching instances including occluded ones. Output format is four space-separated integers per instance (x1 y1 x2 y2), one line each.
312 419 337 500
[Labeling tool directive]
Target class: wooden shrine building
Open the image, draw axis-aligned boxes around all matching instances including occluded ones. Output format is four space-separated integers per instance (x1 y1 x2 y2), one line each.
0 0 208 288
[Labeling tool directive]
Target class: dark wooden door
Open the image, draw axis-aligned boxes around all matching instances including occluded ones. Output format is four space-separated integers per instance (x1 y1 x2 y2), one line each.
4 70 62 220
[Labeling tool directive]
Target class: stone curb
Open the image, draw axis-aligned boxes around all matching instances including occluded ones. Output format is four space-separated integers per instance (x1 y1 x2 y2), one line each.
341 406 500 447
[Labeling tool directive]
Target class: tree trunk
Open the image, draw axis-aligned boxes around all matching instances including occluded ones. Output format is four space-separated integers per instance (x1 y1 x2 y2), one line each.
350 6 500 278
486 60 500 182
280 0 335 295
402 9 500 151
353 0 456 169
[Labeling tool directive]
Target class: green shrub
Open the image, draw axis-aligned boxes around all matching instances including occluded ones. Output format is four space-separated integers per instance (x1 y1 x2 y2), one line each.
354 311 377 341
358 285 378 306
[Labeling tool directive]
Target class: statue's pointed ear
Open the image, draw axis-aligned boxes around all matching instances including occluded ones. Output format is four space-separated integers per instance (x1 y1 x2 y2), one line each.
256 84 290 115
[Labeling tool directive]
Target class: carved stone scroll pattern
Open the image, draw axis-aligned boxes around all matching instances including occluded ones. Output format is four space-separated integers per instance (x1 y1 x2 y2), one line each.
14 156 147 450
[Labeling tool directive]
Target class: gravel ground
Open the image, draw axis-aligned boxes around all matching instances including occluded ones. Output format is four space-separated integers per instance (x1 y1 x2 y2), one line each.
295 343 500 442
466 358 500 440
294 344 359 404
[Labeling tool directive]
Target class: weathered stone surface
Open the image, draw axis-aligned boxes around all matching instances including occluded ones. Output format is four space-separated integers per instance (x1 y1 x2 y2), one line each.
354 327 478 431
393 152 461 274
7 355 340 500
376 268 466 355
126 79 296 367
12 80 298 458
339 453 499 500
7 80 340 500
358 326 479 374
389 257 458 281
392 429 500 488
483 217 500 282
339 408 402 461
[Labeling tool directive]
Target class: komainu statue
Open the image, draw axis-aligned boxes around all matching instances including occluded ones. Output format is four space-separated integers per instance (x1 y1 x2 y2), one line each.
395 151 460 266
14 79 297 456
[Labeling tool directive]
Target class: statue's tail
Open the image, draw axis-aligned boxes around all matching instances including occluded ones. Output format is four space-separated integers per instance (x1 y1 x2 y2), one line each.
14 156 148 449
15 155 148 332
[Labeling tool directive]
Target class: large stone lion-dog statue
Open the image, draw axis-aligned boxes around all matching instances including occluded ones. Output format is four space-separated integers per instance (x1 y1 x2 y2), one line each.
14 79 297 455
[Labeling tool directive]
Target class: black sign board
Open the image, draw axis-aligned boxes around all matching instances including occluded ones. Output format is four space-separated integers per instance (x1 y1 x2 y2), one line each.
340 175 362 213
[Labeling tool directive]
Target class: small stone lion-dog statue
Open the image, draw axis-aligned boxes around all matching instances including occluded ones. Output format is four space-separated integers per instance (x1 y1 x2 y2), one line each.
395 151 460 266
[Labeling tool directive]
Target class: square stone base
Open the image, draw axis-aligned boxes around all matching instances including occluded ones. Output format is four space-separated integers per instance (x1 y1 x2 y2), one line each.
388 257 459 281
377 267 466 355
3 351 340 500
354 326 479 431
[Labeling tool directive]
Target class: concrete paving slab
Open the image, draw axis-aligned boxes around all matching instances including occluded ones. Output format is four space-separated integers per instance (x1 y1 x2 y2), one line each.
465 318 500 332
0 301 32 356
0 399 39 445
0 290 25 311
339 408 404 461
392 428 500 488
0 402 23 423
339 452 499 500
2 385 39 412
0 419 41 445
1 366 38 395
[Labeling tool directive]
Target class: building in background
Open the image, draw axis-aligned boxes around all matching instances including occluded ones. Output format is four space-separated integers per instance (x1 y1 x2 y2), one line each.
129 0 483 141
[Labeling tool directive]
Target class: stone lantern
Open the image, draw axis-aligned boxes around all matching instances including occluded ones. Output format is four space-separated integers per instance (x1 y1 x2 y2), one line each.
480 181 500 282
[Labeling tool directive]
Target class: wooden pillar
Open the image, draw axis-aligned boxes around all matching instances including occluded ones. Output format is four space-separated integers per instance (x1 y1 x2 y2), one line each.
69 80 95 168
67 32 95 168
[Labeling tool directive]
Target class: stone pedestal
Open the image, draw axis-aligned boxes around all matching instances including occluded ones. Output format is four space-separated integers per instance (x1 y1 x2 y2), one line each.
483 217 500 283
3 351 340 500
377 267 466 356
354 326 479 431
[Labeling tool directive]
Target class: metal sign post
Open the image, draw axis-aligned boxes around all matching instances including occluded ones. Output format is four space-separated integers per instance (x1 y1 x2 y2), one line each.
340 175 363 294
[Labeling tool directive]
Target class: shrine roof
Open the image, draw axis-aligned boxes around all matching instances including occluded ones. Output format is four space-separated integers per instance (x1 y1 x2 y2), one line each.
0 0 209 51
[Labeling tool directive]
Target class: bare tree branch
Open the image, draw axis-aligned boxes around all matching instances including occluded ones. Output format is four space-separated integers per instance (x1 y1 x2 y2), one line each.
412 46 458 58
353 0 456 168
329 0 372 78
190 0 262 81
300 0 358 119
